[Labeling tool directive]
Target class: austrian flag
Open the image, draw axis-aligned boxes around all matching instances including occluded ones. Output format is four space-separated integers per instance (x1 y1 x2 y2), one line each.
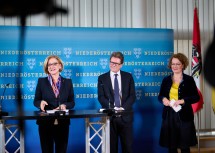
191 7 204 113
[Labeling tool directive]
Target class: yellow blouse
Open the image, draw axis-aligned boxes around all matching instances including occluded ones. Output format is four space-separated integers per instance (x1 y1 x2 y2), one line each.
169 82 179 101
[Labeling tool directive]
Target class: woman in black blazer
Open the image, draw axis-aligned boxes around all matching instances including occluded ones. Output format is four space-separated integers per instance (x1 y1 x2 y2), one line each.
34 55 75 153
158 53 200 153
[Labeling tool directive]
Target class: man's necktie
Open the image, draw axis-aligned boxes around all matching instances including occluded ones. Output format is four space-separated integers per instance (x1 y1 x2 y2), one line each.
114 74 120 107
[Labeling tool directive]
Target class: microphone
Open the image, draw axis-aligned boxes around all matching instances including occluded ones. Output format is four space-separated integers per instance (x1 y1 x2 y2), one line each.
55 94 65 116
0 83 10 116
100 83 111 108
100 83 115 114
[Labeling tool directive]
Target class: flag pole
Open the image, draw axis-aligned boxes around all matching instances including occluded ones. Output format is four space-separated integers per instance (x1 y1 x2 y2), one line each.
195 2 200 151
197 112 200 153
192 2 202 153
194 0 198 8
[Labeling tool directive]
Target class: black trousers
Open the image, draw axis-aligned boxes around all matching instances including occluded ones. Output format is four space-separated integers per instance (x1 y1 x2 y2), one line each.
38 124 69 153
110 116 133 153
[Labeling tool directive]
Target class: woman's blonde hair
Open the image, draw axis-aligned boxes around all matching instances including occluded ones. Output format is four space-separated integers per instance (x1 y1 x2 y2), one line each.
43 55 64 74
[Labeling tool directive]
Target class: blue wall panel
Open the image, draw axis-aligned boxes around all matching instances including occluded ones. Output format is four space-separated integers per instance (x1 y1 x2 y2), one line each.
0 26 173 153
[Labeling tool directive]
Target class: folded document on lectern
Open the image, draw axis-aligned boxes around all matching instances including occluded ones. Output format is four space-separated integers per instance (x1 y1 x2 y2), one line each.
46 109 69 114
99 108 115 114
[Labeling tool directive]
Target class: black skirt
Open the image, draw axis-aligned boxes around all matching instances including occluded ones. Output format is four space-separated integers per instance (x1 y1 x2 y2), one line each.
159 108 197 149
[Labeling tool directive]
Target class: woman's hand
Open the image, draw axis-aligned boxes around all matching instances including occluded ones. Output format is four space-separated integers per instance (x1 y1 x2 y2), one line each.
162 97 170 106
40 100 48 112
55 104 67 110
173 99 185 107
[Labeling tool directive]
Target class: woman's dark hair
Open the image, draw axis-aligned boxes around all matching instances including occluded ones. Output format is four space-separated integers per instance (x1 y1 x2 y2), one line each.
168 53 189 70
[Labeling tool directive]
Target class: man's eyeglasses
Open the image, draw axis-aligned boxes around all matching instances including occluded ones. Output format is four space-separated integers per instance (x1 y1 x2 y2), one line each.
48 62 59 67
110 61 121 66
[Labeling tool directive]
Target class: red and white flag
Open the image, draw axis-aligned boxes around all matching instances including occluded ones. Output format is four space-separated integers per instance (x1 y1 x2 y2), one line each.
191 7 204 113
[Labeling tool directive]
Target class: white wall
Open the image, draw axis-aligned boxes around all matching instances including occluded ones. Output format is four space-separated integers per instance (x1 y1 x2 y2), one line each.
0 0 215 129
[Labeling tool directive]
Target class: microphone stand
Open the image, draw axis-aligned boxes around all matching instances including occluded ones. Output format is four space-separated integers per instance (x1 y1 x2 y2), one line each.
55 95 65 116
0 84 10 116
102 89 115 115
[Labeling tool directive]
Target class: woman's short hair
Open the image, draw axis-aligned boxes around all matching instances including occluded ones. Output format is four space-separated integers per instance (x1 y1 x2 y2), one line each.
168 53 189 70
43 55 64 74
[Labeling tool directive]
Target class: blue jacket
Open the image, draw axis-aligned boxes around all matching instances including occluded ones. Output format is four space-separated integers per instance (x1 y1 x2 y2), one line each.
158 73 200 121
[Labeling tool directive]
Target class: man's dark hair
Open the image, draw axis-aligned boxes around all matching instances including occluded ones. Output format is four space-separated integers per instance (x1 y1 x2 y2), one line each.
110 52 124 64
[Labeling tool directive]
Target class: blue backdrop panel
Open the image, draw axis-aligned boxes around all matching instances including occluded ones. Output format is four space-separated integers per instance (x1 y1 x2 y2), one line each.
0 26 173 153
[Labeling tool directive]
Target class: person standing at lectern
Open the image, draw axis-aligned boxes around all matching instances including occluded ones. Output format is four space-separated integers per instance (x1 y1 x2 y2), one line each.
158 53 200 153
34 55 75 153
98 52 136 153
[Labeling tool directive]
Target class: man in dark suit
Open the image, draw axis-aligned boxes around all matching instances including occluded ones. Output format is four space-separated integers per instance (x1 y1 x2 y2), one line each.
98 52 136 153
